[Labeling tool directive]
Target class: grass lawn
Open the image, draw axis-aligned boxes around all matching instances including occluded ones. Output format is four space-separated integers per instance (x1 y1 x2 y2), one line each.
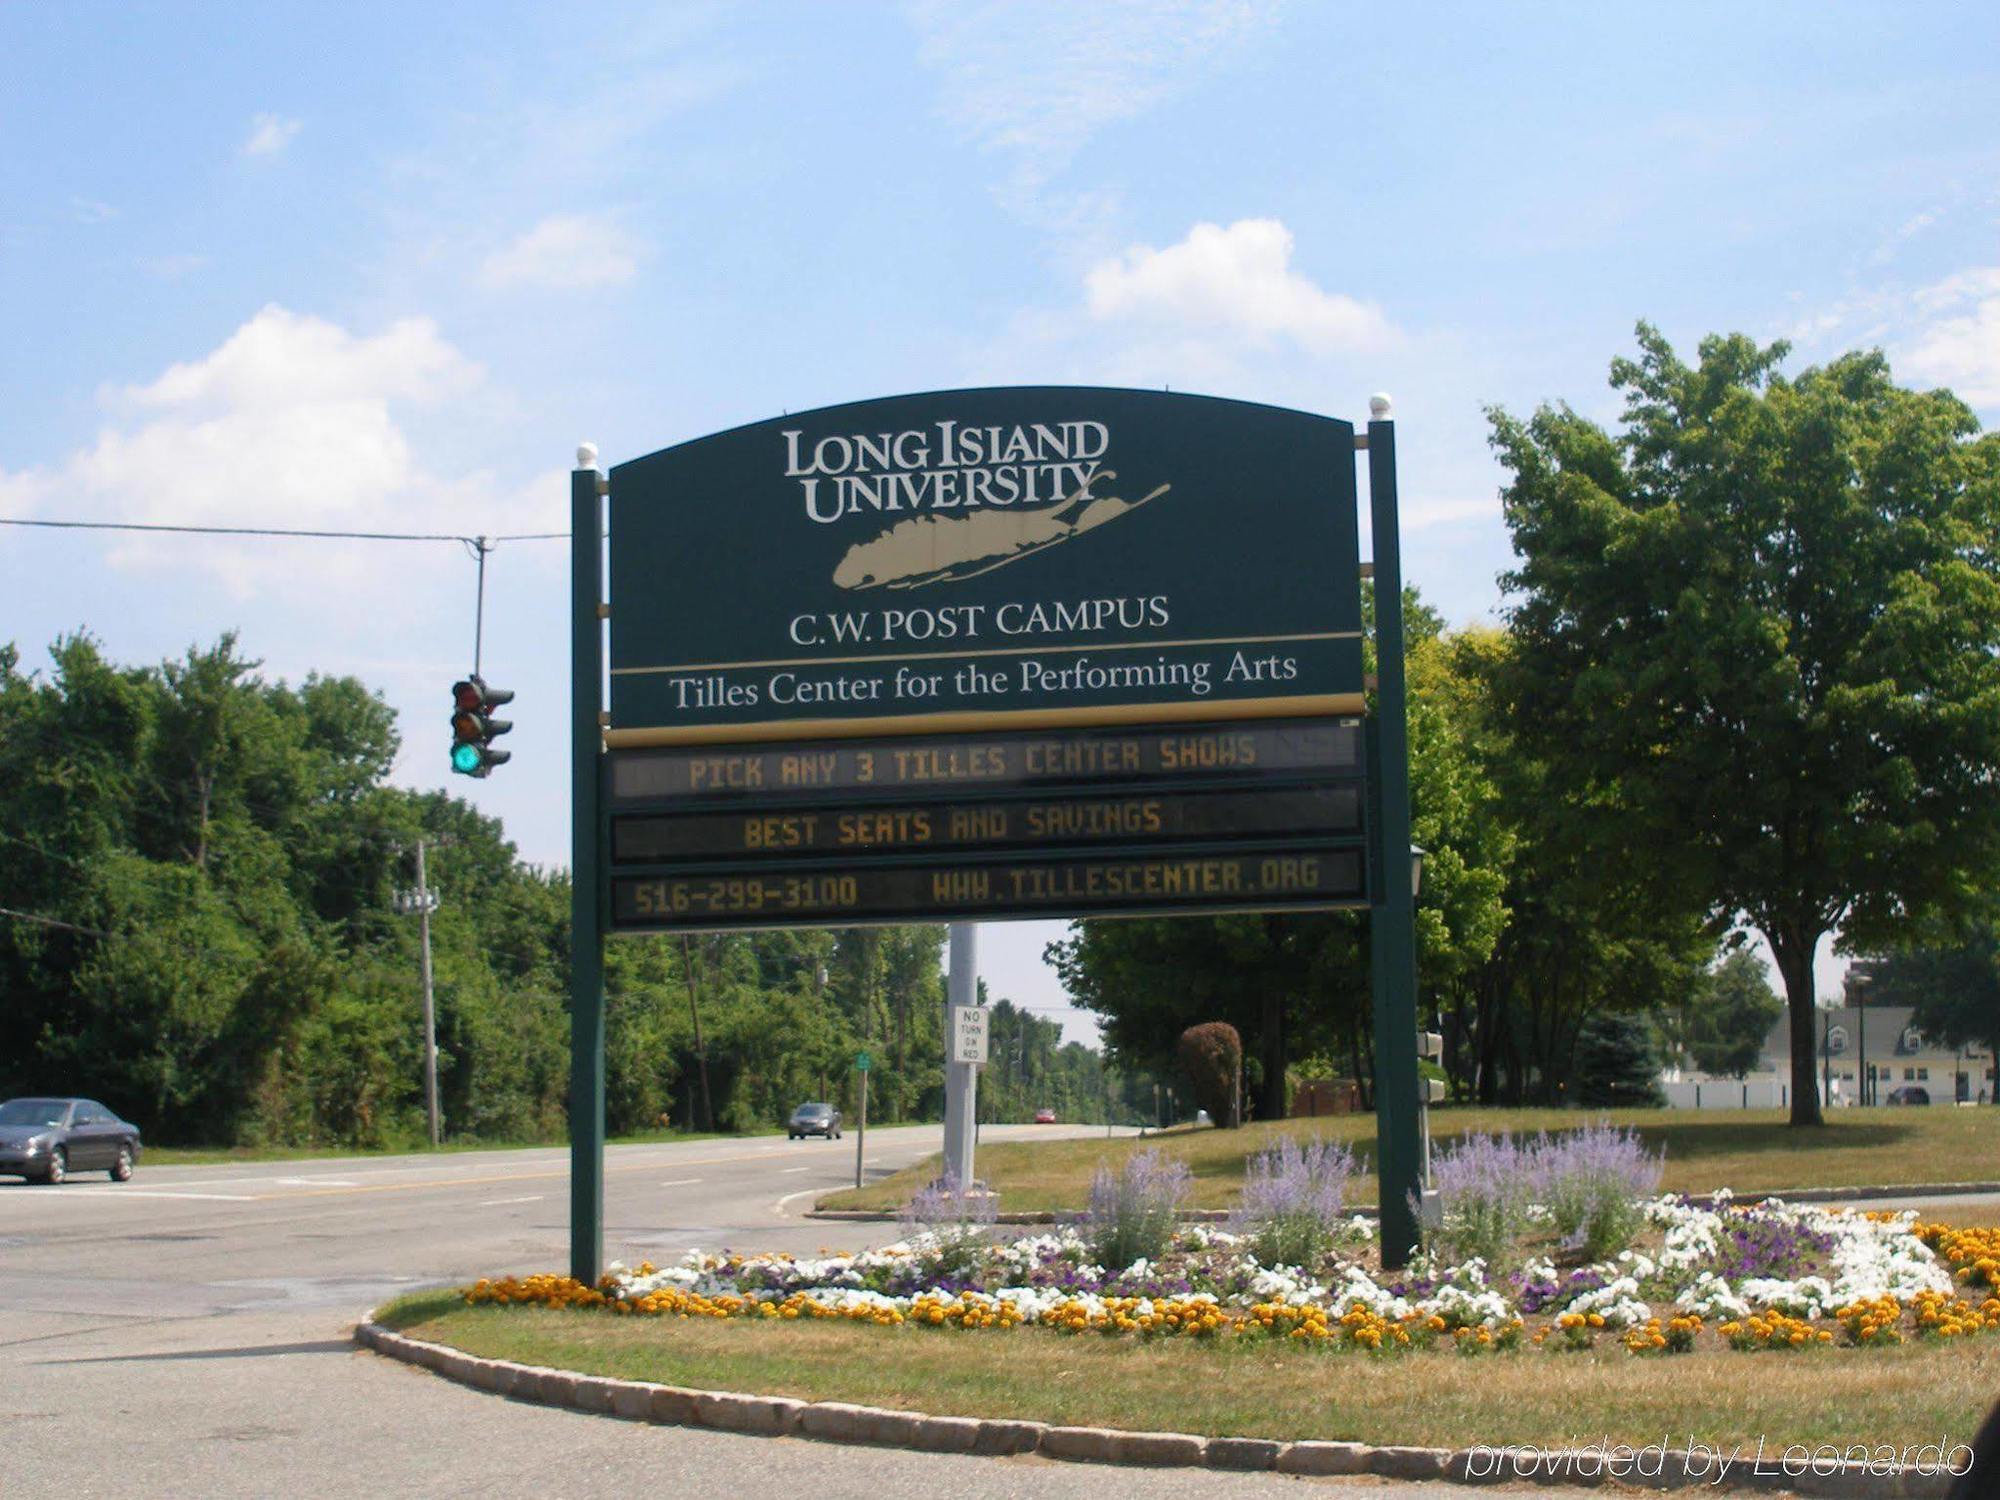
377 1293 1999 1452
820 1106 2000 1213
144 1125 751 1167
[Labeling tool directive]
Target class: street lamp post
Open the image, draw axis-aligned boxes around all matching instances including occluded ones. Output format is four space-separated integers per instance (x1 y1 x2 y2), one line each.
392 840 443 1148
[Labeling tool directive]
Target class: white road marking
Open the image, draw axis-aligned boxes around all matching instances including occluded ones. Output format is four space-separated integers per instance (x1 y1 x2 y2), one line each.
478 1195 543 1206
779 1167 810 1175
46 1189 258 1202
271 1176 359 1187
771 1188 827 1217
659 1178 703 1187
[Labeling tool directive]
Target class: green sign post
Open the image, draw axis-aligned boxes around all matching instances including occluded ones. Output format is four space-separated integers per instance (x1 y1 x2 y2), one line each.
1363 403 1422 1267
855 1050 871 1071
567 389 1423 1279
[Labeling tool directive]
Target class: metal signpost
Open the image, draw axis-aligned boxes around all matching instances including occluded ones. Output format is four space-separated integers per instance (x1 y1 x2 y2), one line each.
568 388 1423 1280
853 1050 870 1189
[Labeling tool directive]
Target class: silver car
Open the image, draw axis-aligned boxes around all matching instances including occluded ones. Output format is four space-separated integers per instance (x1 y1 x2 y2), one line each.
787 1102 842 1140
0 1097 143 1184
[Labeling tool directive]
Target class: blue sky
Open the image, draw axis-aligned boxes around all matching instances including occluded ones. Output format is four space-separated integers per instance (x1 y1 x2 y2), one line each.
5 1 1999 1038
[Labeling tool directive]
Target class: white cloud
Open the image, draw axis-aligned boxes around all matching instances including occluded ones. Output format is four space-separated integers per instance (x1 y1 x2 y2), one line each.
3 306 559 601
70 196 118 223
1900 267 2000 407
1084 219 1397 355
242 114 302 158
908 0 1278 224
477 214 642 291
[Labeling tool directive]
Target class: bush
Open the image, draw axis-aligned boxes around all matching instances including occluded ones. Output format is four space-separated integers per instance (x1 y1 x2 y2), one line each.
1229 1134 1357 1267
1177 1022 1242 1127
1426 1132 1533 1265
1531 1122 1663 1259
1083 1149 1190 1270
901 1170 997 1279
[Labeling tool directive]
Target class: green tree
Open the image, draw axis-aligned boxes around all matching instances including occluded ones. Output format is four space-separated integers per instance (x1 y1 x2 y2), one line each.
1574 1012 1666 1107
1050 591 1514 1118
1852 926 2000 1095
1446 626 1715 1103
1490 326 2000 1125
1675 949 1785 1079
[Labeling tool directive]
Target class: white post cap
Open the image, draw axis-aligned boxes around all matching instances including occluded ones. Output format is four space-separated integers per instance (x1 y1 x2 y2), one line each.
1368 393 1393 419
576 441 599 470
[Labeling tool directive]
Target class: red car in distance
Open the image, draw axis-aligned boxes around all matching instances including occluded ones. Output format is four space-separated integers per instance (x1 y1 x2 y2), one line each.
1033 1108 1057 1124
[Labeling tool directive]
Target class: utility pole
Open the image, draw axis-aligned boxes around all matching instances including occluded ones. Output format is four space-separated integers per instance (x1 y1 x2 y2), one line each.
942 922 979 1185
393 841 442 1148
679 936 715 1132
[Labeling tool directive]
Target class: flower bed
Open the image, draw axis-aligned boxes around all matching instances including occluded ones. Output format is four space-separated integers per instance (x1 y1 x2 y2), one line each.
463 1197 2000 1356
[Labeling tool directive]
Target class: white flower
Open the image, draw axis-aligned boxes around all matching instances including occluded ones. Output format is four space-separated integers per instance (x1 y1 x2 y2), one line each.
1417 1282 1516 1329
1563 1277 1650 1328
1676 1272 1750 1320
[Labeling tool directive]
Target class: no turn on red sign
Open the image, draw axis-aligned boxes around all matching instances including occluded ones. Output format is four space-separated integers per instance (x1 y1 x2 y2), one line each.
950 1005 988 1065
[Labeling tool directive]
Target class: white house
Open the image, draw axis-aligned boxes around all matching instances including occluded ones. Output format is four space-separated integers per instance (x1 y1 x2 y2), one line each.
1662 1004 1994 1110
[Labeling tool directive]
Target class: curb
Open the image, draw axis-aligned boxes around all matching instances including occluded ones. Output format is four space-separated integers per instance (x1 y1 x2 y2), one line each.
807 1181 2000 1224
353 1315 1964 1496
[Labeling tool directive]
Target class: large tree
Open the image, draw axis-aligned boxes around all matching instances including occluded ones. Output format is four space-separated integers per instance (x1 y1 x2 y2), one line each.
1490 326 2000 1124
1674 949 1785 1080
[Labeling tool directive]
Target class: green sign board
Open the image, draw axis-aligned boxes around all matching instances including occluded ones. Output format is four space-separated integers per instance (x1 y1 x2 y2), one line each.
855 1051 871 1072
606 388 1362 747
568 388 1426 1282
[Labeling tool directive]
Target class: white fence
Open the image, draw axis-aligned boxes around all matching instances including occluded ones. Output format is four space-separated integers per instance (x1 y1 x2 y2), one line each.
1660 1078 1830 1110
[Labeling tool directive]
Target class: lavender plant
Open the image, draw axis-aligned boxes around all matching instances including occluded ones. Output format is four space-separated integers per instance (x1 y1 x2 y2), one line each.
1229 1134 1357 1268
901 1170 997 1279
1424 1131 1533 1265
1083 1149 1191 1271
1530 1122 1663 1259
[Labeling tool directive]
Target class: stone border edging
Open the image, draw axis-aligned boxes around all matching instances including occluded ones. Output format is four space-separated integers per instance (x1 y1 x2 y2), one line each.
354 1314 1959 1496
807 1180 2000 1223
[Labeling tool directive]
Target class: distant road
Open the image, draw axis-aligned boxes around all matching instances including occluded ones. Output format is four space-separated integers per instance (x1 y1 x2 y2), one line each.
0 1124 1530 1497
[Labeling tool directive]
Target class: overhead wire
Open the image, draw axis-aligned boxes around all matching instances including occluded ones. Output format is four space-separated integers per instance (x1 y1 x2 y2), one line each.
0 515 580 674
0 905 112 938
0 517 577 543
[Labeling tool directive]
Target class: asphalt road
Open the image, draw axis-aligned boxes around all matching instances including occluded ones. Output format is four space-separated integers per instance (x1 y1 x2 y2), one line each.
16 1128 1963 1498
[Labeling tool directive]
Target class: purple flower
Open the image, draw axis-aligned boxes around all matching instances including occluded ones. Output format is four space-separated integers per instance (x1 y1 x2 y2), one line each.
1427 1131 1535 1263
1716 1210 1834 1279
1529 1122 1663 1259
1083 1150 1191 1270
1229 1135 1357 1268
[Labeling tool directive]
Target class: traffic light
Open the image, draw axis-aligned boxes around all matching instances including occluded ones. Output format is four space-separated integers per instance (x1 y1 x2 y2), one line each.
450 676 514 777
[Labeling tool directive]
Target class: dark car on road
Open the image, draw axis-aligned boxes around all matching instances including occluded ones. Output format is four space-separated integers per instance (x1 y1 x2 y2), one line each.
1885 1085 1931 1106
0 1097 142 1184
787 1102 842 1140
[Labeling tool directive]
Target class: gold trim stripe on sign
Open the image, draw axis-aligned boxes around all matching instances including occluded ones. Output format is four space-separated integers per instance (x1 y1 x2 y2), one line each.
600 692 1368 749
610 629 1362 677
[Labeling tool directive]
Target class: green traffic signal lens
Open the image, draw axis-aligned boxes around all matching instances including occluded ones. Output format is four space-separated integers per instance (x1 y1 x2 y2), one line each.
451 742 483 773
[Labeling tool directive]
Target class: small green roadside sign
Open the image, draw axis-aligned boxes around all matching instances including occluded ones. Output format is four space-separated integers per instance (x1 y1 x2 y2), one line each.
855 1051 871 1072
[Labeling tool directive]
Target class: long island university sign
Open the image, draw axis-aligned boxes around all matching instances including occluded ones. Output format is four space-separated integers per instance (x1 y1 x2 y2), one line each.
567 387 1425 1274
606 389 1364 744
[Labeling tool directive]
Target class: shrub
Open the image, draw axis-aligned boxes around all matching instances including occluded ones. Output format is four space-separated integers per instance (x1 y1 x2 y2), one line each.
1426 1131 1533 1265
1531 1122 1663 1259
1230 1134 1357 1267
1083 1149 1191 1270
1177 1021 1242 1126
902 1170 997 1279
